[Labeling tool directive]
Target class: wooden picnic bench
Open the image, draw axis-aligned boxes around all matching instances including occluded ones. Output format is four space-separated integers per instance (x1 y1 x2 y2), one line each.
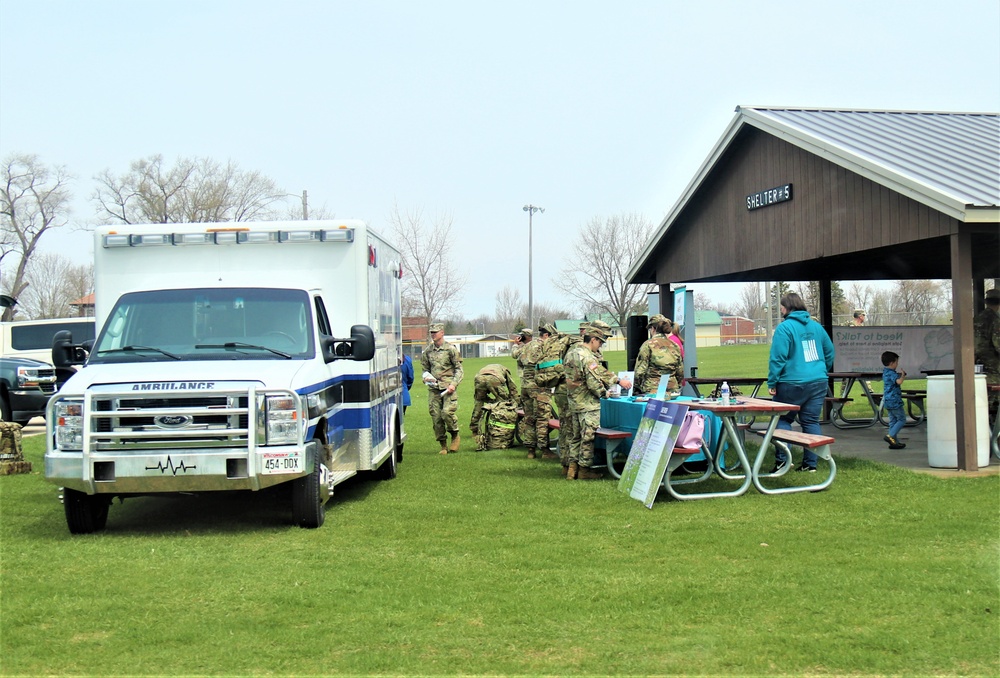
753 428 836 495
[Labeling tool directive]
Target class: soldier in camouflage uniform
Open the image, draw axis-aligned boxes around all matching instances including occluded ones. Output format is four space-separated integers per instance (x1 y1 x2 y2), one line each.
974 289 1000 425
564 326 632 480
558 323 591 475
553 322 586 473
523 324 556 458
510 328 531 383
634 314 684 396
470 363 520 440
517 330 539 453
421 323 464 454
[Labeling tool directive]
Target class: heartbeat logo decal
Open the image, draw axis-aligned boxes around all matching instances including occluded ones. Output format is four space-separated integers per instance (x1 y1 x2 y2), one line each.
145 456 197 475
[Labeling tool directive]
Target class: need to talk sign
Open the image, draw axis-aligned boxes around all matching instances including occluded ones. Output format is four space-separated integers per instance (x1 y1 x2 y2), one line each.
832 325 953 376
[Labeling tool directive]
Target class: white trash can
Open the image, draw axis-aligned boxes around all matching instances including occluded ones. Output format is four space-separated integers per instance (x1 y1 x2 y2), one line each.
926 374 990 468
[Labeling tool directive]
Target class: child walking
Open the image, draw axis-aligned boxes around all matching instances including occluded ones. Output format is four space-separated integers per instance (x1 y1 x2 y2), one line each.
881 351 907 449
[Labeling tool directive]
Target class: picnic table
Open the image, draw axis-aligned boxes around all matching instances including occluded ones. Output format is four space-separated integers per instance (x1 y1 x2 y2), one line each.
665 396 836 499
826 372 883 428
686 377 767 399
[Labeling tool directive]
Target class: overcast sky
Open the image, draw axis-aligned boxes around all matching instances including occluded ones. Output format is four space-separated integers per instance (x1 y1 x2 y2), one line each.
2 0 998 317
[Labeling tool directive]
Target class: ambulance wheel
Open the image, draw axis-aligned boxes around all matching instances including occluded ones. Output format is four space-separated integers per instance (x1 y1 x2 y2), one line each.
292 461 325 528
64 488 110 534
376 422 400 480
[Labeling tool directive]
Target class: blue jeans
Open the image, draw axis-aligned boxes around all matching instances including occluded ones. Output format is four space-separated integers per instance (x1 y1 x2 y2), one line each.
773 380 827 468
886 405 906 439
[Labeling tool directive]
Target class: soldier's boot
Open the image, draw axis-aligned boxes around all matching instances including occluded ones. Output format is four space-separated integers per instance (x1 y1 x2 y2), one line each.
449 432 461 453
438 439 448 455
541 449 559 460
566 461 578 480
576 465 605 480
559 464 569 476
526 450 536 459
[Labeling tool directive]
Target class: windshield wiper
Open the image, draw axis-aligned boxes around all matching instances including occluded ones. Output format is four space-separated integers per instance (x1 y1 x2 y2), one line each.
194 342 292 359
96 345 181 360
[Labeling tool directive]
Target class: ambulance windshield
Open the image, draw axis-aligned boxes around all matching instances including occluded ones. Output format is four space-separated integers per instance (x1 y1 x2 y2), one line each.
91 288 314 362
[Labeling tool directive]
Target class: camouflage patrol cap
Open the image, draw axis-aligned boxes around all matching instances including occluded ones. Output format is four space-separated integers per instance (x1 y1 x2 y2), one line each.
587 326 608 342
520 328 533 337
429 323 445 333
540 322 558 336
986 289 1000 302
589 319 611 332
648 314 667 326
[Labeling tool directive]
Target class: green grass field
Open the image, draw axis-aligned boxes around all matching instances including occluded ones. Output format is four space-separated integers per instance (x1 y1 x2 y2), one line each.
1 347 997 676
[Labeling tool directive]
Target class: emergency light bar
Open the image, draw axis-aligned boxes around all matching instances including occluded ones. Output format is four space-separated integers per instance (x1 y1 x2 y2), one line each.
103 228 355 248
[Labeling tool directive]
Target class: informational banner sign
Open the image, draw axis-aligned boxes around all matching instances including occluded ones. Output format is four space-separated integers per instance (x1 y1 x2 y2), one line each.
832 325 954 376
617 400 690 508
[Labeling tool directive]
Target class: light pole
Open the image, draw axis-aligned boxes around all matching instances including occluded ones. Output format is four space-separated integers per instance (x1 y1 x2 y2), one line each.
282 190 309 219
298 190 309 220
522 204 544 333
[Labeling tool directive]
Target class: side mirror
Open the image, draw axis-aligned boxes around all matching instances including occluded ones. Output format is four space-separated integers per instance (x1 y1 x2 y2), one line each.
322 325 376 363
52 330 89 367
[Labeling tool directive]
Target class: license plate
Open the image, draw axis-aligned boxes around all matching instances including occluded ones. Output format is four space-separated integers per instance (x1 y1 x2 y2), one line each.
261 453 302 475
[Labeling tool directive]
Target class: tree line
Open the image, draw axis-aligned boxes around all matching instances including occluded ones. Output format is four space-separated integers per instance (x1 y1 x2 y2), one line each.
3 152 950 331
2 153 657 327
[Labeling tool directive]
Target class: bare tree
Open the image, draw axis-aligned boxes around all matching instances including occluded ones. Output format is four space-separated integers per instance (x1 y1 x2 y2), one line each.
389 204 467 327
93 154 284 224
1 154 74 321
891 280 948 325
11 253 93 319
554 212 654 329
494 285 524 333
736 282 764 323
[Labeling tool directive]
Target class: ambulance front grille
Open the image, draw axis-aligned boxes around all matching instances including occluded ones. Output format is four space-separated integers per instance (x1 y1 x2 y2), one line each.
90 392 251 450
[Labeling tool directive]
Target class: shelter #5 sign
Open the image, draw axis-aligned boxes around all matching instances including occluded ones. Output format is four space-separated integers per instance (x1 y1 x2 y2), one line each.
746 183 792 210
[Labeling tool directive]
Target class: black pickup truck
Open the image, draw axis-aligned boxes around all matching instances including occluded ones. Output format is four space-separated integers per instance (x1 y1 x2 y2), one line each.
0 357 59 426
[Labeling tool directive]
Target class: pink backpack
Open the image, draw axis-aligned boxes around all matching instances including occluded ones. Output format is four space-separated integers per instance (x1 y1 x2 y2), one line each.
675 412 706 451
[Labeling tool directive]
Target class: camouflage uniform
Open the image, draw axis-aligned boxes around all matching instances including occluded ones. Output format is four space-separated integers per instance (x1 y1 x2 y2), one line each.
555 331 583 468
561 336 591 467
525 330 554 456
634 333 684 395
565 338 617 470
470 364 519 435
510 329 531 383
974 293 1000 423
421 329 464 448
526 324 563 456
517 337 539 450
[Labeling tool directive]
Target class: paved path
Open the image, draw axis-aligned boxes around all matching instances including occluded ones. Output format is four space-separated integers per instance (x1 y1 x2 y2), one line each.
814 421 999 478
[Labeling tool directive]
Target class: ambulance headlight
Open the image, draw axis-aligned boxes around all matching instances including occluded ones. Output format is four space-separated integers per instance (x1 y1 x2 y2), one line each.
264 395 299 445
54 400 84 450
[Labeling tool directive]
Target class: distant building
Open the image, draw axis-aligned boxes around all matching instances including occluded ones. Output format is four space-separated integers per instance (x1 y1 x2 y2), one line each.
69 293 96 317
693 311 722 347
719 315 758 344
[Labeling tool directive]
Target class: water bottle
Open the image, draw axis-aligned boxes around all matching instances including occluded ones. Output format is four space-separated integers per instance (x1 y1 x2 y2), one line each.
720 381 731 406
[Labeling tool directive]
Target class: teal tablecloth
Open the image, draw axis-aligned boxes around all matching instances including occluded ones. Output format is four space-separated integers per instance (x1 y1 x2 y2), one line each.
599 395 722 462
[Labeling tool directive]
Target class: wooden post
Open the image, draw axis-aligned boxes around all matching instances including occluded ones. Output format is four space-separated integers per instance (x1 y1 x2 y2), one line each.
950 230 978 471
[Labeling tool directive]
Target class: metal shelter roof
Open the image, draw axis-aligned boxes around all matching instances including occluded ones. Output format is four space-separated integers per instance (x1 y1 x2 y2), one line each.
629 107 1000 284
739 107 1000 217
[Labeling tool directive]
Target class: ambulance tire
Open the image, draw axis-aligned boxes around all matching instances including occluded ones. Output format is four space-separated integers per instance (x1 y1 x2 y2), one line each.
64 488 110 534
292 459 325 528
376 421 400 480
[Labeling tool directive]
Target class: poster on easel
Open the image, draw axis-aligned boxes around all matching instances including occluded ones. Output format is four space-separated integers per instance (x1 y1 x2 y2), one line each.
617 400 690 508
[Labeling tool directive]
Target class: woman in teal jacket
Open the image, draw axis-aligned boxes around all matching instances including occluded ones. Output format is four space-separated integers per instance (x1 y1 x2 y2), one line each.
767 292 835 471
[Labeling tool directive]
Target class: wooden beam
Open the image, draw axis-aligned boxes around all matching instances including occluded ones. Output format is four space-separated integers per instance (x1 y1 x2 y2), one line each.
950 230 978 470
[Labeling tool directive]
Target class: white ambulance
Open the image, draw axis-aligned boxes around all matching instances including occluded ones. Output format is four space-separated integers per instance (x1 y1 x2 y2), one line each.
46 220 405 533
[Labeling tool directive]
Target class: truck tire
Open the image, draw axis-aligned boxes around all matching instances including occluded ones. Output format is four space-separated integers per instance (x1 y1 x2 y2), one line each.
375 423 399 481
64 488 110 534
291 459 325 528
